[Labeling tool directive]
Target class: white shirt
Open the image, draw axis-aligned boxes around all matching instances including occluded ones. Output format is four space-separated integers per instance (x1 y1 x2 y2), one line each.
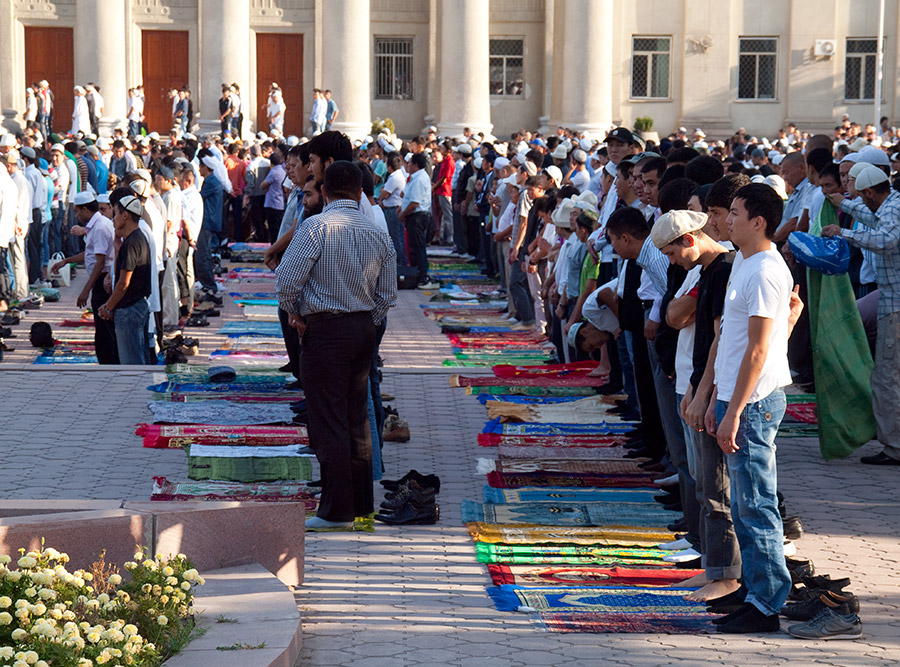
571 168 590 193
128 95 143 122
555 236 572 296
24 164 46 212
136 219 161 314
381 170 405 207
84 211 115 274
181 185 203 241
0 170 18 247
673 266 702 396
714 247 793 403
92 90 104 118
11 170 32 232
162 188 183 259
143 195 166 269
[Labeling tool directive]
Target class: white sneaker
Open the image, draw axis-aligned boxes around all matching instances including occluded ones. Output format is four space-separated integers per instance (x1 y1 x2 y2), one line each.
654 473 679 486
510 321 535 330
305 517 353 531
658 537 693 551
662 547 700 563
783 539 797 557
417 281 439 290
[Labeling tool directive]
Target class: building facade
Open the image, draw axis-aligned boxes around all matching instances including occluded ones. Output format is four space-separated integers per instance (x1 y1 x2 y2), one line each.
0 0 898 140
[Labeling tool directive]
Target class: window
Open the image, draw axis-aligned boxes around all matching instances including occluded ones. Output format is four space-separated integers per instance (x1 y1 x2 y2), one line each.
738 37 777 99
631 36 671 99
374 37 413 100
845 38 879 100
489 38 524 96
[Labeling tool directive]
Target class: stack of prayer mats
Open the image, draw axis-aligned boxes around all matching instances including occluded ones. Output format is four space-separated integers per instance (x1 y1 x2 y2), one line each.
186 444 313 482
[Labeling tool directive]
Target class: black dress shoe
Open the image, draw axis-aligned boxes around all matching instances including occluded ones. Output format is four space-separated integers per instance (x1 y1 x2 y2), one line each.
381 482 436 510
596 383 624 395
717 605 780 633
654 492 680 505
707 586 746 608
674 557 701 569
624 447 652 459
619 410 642 422
381 470 441 493
638 460 665 472
667 519 687 532
711 602 754 624
307 479 323 487
284 380 303 391
375 499 439 525
860 451 900 466
278 363 293 373
663 502 683 513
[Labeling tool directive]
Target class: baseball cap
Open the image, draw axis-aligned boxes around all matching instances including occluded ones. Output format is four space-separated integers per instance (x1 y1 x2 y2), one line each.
651 210 708 249
50 143 65 154
605 128 637 145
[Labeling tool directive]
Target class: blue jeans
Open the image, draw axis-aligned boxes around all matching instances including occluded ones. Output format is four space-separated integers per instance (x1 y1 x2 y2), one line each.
619 332 638 411
128 120 141 137
382 205 406 266
716 388 791 616
50 206 64 258
193 228 216 291
114 298 150 365
41 211 51 266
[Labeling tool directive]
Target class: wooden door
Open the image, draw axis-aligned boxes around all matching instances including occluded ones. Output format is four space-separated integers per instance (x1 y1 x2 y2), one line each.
256 33 303 135
141 30 189 134
24 27 74 135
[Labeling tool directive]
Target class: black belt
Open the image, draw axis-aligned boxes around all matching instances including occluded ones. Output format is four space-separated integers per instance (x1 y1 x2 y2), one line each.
304 311 368 323
641 299 654 310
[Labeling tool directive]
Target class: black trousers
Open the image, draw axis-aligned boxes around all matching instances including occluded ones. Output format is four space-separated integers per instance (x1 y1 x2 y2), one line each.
278 306 301 379
265 207 284 245
91 273 119 364
302 311 376 522
27 208 43 285
249 195 267 241
405 211 430 282
630 326 667 461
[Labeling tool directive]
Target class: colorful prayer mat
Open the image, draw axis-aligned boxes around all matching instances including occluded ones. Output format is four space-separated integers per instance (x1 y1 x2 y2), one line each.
242 304 280 321
467 523 671 547
233 298 279 306
466 385 597 397
186 447 313 482
478 433 628 447
484 459 650 475
460 500 676 527
216 321 283 337
485 396 624 424
165 363 287 378
147 380 288 394
486 471 658 489
492 361 601 378
136 424 307 448
475 543 669 566
58 318 94 327
497 444 631 460
151 476 318 509
484 420 635 436
34 354 98 364
785 403 817 424
487 585 704 613
476 395 586 405
535 611 715 634
209 350 289 360
482 487 657 504
147 400 296 425
486 565 702 588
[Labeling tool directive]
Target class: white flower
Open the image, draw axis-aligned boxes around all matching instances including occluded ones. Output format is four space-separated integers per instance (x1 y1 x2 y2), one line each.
182 568 199 582
0 555 11 564
17 556 36 569
86 631 101 644
0 612 11 625
10 628 28 640
180 581 191 591
108 574 122 586
0 597 10 608
0 647 13 659
23 651 38 665
156 615 168 626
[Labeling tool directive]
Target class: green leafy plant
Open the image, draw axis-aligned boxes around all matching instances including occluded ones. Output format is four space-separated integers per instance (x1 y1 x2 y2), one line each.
216 641 266 651
634 116 654 133
371 117 395 136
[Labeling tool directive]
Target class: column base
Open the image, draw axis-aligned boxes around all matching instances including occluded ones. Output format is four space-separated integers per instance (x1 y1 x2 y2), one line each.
435 120 494 141
329 120 373 143
537 115 551 136
1 110 22 135
195 119 223 138
98 118 126 136
549 120 612 139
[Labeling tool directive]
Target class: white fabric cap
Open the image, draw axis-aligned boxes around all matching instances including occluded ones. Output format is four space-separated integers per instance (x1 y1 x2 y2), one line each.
550 145 568 160
119 194 143 216
572 149 587 164
582 294 619 333
854 163 889 190
522 161 538 177
604 161 617 178
0 135 17 147
543 165 563 187
579 138 594 152
494 156 510 170
551 199 576 229
764 174 788 200
651 210 708 248
134 168 152 183
856 146 891 166
502 174 518 187
72 191 96 206
50 143 65 153
201 156 219 171
840 153 860 165
128 179 149 197
97 193 110 204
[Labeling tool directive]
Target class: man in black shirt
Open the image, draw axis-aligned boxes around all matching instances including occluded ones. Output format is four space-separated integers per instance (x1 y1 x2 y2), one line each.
99 194 152 365
652 209 739 603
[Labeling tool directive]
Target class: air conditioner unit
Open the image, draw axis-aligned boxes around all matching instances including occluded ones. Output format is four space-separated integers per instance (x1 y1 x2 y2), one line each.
814 40 837 57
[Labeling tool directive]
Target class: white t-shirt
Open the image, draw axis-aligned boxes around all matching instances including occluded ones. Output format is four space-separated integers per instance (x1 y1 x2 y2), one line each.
128 95 143 122
381 170 405 207
496 200 515 235
714 247 793 403
673 266 702 396
571 168 590 193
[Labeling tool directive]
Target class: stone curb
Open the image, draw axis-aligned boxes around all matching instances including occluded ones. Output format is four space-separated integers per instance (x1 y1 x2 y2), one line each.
162 563 302 667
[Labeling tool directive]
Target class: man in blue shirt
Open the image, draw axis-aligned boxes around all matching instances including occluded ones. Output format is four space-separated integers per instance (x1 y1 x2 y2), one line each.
195 156 222 294
324 90 339 131
399 153 434 288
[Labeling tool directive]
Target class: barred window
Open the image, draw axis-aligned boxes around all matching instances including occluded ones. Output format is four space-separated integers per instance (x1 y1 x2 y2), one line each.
374 37 413 100
738 38 777 100
631 36 671 99
845 38 879 100
489 38 524 97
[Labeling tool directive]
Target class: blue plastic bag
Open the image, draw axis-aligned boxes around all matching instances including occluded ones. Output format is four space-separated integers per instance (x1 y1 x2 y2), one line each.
788 232 850 275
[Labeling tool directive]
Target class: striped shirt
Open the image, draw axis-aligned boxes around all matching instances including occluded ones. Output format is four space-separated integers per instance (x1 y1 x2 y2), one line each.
276 199 397 324
840 190 900 317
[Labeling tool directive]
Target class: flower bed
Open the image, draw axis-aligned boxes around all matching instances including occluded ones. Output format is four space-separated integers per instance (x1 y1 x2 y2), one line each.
0 545 204 667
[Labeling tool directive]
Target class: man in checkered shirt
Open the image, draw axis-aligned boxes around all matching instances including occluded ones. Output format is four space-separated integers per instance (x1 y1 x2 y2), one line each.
276 160 397 529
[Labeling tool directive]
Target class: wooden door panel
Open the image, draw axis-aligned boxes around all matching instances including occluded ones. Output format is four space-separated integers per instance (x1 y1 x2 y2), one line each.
141 30 189 133
24 27 74 135
256 33 303 135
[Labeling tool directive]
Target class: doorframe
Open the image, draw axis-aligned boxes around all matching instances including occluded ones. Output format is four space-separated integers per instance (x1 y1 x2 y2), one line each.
131 23 198 123
250 28 313 136
8 18 76 125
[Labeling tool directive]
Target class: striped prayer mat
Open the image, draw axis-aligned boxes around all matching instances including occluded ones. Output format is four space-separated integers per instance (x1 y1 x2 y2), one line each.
467 523 672 547
466 386 597 397
482 487 658 504
487 564 701 588
216 321 283 337
460 500 676 527
186 446 313 482
536 611 716 634
474 543 669 566
487 585 706 614
147 380 289 394
151 476 318 509
147 400 296 425
486 471 658 489
497 444 632 460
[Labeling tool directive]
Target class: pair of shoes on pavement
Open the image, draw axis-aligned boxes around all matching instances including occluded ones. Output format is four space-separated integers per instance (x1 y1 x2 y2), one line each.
383 414 410 442
782 588 862 640
376 471 440 525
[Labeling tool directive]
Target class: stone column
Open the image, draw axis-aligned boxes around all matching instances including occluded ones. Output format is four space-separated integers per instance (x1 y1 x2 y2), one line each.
321 0 371 141
549 0 613 135
198 0 250 136
435 0 493 138
75 0 128 130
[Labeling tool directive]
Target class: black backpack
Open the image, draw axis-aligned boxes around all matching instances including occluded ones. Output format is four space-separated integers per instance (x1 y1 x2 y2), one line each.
30 322 54 348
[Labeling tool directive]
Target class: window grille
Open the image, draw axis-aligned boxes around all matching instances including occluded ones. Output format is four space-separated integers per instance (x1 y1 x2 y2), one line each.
738 37 777 100
374 37 413 100
489 38 524 97
631 36 671 99
845 38 879 100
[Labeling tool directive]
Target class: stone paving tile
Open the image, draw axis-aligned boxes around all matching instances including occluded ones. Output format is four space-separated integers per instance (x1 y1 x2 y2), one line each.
2 260 898 666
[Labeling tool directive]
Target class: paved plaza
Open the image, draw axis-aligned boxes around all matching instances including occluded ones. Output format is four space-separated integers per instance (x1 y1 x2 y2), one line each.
1 270 899 666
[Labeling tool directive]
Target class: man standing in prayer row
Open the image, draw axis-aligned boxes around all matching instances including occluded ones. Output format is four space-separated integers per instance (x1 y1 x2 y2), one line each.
276 160 397 531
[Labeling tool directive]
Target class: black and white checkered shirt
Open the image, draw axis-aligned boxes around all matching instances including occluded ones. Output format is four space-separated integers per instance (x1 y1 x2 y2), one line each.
276 199 397 323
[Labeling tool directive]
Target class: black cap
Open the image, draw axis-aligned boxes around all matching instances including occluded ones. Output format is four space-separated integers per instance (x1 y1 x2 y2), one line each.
605 127 637 145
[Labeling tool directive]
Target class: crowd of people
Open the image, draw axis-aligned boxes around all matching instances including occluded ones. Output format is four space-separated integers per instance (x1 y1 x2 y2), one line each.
7 81 899 631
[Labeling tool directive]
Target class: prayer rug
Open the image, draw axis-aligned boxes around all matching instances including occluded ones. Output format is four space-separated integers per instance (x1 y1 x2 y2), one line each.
186 447 313 482
157 393 301 404
444 357 553 368
242 304 280 321
228 292 277 298
460 500 675 527
34 355 99 364
136 424 307 448
486 471 658 489
466 386 597 397
216 321 283 337
497 444 631 460
165 363 288 378
233 298 279 306
226 268 277 280
487 585 704 614
476 395 586 405
478 433 628 447
482 487 657 504
492 361 601 378
484 420 636 436
209 350 289 360
486 565 702 588
484 459 650 475
474 543 669 566
188 443 310 457
486 397 625 424
784 403 817 424
535 611 716 634
151 476 318 509
147 380 288 394
467 523 671 547
58 318 94 327
147 400 296 425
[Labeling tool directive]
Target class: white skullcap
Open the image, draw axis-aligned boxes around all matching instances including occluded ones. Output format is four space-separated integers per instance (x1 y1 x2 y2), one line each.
72 191 96 206
119 194 143 217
